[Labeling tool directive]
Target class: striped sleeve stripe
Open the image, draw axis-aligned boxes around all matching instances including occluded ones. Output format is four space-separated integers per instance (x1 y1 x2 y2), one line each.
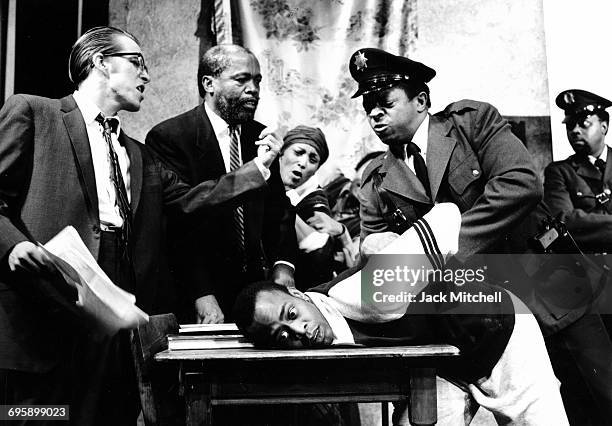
412 218 444 270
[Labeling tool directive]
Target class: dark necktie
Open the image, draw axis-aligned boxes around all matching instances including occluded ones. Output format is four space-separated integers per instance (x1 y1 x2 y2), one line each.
595 158 606 179
406 142 431 199
95 113 132 253
229 126 246 256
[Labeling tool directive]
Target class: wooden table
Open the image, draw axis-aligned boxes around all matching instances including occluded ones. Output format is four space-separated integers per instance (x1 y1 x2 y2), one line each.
154 344 459 426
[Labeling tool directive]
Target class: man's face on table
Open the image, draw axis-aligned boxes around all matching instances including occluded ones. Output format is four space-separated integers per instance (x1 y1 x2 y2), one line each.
249 289 335 348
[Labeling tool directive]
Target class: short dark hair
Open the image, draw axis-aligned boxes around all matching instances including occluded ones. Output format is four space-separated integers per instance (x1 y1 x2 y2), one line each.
197 44 257 98
397 80 431 108
232 281 290 346
355 150 385 171
68 26 140 88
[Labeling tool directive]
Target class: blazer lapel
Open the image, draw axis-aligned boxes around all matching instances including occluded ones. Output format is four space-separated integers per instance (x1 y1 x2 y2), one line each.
61 95 99 222
380 152 431 204
121 133 143 213
426 115 456 201
240 121 259 162
196 104 227 177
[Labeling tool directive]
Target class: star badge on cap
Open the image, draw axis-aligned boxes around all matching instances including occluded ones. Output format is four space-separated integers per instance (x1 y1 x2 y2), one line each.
353 51 368 71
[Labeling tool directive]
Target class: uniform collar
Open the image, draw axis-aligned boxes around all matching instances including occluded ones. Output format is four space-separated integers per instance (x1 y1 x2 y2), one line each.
588 145 609 165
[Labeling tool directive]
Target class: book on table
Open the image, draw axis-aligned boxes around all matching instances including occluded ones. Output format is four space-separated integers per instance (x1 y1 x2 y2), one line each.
167 334 254 350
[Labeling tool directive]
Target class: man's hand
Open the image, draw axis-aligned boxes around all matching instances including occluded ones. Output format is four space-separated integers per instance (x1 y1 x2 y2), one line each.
306 211 344 237
8 241 56 274
256 128 283 168
195 294 225 324
361 232 400 259
272 263 295 288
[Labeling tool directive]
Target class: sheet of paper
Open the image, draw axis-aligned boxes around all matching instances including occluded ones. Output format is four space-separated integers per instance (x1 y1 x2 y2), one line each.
42 226 149 334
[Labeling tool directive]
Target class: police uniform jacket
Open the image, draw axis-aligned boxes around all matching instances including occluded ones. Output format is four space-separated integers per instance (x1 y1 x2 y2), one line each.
359 99 543 262
544 147 612 253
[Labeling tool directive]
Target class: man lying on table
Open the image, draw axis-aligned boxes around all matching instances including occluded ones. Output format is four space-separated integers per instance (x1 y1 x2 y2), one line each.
232 203 568 425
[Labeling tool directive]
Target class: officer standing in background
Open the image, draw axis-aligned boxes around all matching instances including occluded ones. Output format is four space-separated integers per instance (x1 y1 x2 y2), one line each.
544 89 612 425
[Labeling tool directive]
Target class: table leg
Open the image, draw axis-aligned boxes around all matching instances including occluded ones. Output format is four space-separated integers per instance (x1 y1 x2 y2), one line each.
409 367 437 426
183 372 212 426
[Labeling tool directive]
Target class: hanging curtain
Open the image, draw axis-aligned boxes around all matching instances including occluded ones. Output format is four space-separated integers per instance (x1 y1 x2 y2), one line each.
233 0 418 177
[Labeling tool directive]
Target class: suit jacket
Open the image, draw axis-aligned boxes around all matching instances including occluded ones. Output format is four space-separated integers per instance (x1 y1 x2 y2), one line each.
0 94 265 372
544 147 612 253
146 104 296 317
359 100 543 261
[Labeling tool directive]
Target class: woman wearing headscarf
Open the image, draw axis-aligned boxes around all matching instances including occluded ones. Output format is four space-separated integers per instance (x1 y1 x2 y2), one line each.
279 125 357 290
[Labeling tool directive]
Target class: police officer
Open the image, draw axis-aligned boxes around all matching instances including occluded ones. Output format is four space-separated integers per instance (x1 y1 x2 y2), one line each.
545 89 612 253
543 89 612 424
351 48 542 261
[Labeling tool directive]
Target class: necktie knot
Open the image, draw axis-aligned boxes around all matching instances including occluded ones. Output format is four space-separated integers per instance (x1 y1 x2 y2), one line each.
96 113 119 134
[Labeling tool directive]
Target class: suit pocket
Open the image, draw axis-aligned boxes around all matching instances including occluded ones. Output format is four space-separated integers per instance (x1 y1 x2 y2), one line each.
448 154 482 195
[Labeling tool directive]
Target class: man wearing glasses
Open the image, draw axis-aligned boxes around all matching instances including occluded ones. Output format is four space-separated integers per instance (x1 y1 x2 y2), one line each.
543 89 612 424
0 26 265 425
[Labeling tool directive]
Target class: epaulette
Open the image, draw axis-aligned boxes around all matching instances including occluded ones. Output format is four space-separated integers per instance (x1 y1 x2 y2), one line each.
360 153 387 187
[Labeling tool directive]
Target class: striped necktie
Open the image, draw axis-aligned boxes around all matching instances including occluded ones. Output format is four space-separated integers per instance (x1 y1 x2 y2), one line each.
229 126 246 256
95 113 132 253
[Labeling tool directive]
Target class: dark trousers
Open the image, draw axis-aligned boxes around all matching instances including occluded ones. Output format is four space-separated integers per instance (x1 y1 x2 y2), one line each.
545 312 612 425
0 230 139 426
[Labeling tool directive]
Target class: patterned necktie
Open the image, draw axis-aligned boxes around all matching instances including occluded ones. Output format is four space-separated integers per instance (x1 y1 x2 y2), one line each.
406 142 431 199
95 113 132 252
229 126 246 256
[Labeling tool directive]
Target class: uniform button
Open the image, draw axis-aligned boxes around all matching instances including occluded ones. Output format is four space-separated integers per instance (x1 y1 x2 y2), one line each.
472 169 480 177
92 225 100 234
576 191 583 196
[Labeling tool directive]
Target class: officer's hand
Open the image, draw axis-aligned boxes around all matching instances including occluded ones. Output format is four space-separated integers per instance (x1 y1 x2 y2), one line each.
195 295 225 324
8 241 56 274
272 263 295 288
361 232 400 259
256 128 283 168
307 211 345 237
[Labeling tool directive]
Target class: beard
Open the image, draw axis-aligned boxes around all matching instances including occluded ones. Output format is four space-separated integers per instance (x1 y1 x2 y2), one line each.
216 94 258 125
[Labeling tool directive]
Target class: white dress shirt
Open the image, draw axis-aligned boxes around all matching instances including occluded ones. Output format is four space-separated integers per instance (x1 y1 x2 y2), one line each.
73 90 130 228
404 114 430 173
588 144 609 166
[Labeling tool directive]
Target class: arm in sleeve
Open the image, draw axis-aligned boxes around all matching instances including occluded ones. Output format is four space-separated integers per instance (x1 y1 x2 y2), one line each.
454 103 543 259
0 95 35 262
544 163 612 250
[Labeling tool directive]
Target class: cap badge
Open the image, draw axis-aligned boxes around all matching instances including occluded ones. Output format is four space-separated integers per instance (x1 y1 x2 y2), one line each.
354 51 368 71
563 92 575 105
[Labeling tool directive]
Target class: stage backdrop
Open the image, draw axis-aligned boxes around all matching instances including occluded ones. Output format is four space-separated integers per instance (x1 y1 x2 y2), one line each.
235 0 419 181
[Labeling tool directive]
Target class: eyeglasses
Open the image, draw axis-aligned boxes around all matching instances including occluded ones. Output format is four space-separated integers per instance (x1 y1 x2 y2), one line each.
103 52 148 74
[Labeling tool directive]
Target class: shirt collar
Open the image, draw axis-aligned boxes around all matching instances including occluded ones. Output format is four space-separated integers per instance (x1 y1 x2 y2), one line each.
72 90 122 132
589 145 609 165
305 291 356 345
411 113 430 154
204 101 241 140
